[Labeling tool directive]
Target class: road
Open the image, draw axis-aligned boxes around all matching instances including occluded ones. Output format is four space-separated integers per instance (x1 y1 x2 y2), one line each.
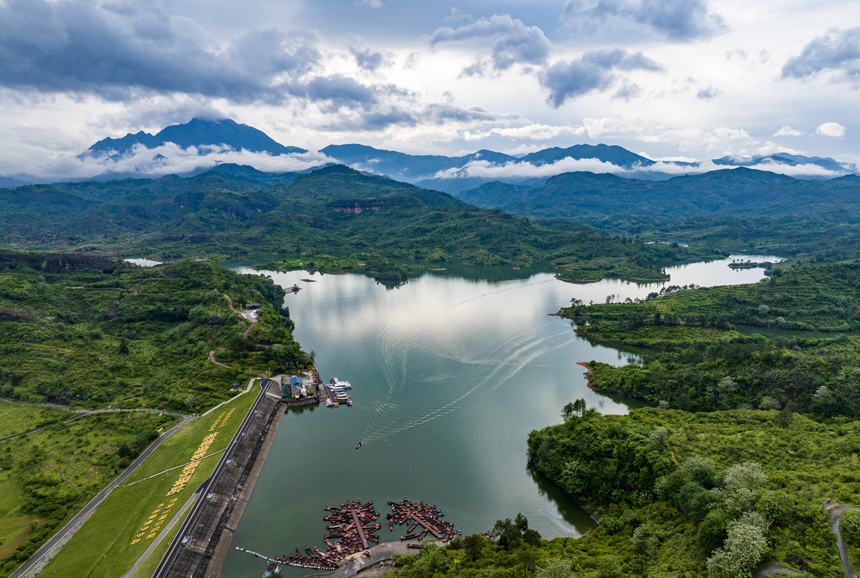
0 404 190 442
8 413 193 578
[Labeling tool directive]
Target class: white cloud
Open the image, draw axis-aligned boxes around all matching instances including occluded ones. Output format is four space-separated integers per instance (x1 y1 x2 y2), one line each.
774 126 802 137
756 142 803 156
816 122 846 137
21 144 332 181
430 156 843 181
464 124 585 141
582 117 646 138
658 126 750 151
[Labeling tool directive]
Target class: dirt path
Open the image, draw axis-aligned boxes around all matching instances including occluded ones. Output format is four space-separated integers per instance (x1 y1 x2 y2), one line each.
222 293 256 338
209 350 232 369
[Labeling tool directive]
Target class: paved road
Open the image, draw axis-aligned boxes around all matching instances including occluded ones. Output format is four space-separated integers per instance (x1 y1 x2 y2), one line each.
827 503 860 578
8 413 193 578
0 403 190 442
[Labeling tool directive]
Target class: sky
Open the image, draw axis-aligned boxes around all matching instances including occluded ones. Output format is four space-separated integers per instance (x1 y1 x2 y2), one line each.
1 0 859 179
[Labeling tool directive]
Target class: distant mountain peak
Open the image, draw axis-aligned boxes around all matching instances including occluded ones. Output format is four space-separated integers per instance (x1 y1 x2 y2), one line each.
83 117 306 158
712 153 855 174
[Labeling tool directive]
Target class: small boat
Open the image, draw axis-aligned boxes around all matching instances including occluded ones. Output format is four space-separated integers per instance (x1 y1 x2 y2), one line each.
356 441 362 449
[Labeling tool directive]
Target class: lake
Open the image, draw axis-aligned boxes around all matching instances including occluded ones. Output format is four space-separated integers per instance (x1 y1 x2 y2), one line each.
218 255 775 577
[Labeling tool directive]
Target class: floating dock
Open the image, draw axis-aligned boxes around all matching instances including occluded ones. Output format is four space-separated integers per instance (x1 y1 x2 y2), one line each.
388 498 459 541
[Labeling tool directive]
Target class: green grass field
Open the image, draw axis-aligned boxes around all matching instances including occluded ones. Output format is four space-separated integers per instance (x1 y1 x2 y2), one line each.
0 402 72 439
39 386 258 578
0 411 178 577
129 509 186 578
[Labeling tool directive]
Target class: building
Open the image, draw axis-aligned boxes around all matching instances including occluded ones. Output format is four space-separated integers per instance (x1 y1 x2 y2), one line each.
263 562 279 577
246 302 261 310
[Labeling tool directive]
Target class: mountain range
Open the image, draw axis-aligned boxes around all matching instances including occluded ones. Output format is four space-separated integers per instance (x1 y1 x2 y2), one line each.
3 118 857 189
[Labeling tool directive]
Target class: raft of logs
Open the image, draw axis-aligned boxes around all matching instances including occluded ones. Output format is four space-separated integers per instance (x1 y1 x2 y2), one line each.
277 498 459 571
388 498 460 541
278 500 380 569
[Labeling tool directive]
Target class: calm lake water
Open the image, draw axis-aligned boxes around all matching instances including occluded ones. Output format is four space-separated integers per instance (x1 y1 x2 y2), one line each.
219 255 775 578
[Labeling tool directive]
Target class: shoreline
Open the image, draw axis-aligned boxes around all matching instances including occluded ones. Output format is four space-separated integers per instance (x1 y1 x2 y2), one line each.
203 403 286 578
573 361 603 393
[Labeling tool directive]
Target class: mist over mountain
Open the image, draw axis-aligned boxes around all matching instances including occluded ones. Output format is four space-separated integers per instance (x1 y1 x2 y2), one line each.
83 118 307 159
1 117 856 188
713 153 856 175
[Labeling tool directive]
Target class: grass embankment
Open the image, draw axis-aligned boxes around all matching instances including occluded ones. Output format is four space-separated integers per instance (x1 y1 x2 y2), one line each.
0 412 178 577
0 256 306 575
0 402 72 439
40 388 257 578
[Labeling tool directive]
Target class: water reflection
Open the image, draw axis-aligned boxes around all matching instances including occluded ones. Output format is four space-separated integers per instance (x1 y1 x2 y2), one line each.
218 257 773 578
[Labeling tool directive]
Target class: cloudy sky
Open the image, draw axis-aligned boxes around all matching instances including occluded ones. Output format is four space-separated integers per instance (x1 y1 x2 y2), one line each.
1 0 858 178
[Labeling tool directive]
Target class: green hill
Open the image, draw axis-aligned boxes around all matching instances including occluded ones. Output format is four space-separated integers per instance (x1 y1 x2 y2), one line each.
459 169 860 261
0 165 721 282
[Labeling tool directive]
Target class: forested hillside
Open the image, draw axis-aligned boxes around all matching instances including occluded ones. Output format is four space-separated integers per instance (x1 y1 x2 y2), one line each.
0 253 306 410
0 164 720 282
560 263 860 415
459 170 860 262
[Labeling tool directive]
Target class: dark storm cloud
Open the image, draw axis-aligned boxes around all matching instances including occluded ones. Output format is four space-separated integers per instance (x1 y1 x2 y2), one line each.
322 102 518 133
421 103 514 124
540 49 663 107
562 0 724 41
0 0 323 102
429 14 551 71
782 27 860 82
291 75 409 113
351 47 392 71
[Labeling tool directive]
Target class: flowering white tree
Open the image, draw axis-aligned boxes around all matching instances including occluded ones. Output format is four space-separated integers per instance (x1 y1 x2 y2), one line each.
535 558 574 578
724 462 768 492
707 512 770 578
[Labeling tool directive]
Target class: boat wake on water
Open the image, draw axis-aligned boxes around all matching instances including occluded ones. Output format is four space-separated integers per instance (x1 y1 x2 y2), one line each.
358 314 576 444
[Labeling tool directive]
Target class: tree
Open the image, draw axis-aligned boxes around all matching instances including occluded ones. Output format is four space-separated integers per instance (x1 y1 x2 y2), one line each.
682 457 717 487
535 558 574 578
774 406 793 428
706 512 770 578
596 555 623 578
518 546 538 576
562 399 586 420
759 396 781 410
562 402 575 421
119 338 129 355
462 534 485 561
631 522 658 556
515 513 529 533
724 463 767 492
493 517 522 551
523 528 541 547
697 509 730 555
